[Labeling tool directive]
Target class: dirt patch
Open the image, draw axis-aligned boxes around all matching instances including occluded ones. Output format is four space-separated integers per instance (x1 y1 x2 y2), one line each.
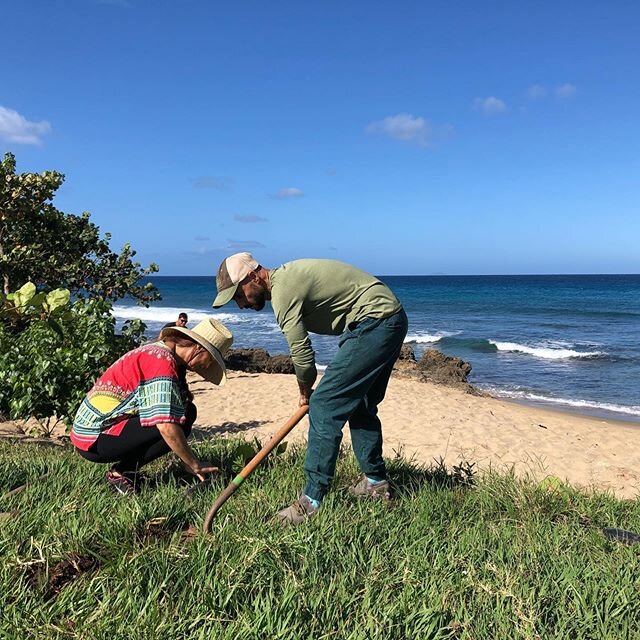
137 517 198 543
26 553 100 601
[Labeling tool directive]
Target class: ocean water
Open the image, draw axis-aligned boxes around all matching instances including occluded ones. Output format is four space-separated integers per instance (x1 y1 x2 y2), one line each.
113 274 640 423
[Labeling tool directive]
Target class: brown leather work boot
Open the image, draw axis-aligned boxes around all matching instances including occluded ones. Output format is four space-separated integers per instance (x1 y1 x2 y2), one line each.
349 475 392 501
276 494 318 525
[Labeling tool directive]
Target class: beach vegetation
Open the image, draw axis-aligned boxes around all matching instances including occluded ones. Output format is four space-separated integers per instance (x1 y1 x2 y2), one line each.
0 284 145 433
0 152 159 304
1 442 639 639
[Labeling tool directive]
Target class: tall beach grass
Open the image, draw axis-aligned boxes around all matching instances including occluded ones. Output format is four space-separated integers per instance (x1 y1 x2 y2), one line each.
1 439 639 639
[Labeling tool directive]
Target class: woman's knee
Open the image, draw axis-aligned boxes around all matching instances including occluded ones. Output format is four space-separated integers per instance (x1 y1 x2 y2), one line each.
184 403 197 429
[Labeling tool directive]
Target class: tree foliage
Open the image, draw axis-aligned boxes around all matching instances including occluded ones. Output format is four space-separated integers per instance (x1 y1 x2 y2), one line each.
0 152 159 304
0 284 145 434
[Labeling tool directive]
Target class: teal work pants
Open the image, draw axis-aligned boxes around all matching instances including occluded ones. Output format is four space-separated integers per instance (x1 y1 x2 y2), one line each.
303 308 408 501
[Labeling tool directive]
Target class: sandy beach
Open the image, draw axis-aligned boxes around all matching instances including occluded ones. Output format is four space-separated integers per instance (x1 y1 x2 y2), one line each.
2 370 639 499
180 371 640 499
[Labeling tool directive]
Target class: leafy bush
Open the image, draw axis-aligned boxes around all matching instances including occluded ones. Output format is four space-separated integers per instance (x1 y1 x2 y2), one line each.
0 291 145 434
0 281 70 335
0 152 159 304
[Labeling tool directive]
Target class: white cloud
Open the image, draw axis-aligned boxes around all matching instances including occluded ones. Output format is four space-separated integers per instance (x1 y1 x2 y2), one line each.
272 187 304 200
192 176 234 191
234 215 268 223
0 106 51 145
226 240 266 250
473 97 508 115
527 84 547 99
366 113 430 146
556 83 577 98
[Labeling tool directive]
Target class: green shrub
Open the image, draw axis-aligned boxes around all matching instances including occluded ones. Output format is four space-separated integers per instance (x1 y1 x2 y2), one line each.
0 293 145 434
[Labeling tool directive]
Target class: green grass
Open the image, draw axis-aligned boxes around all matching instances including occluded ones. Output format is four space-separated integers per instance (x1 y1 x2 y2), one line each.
1 439 639 640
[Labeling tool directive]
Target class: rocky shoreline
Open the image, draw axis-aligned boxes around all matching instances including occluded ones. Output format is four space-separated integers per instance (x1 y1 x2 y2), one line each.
224 346 480 395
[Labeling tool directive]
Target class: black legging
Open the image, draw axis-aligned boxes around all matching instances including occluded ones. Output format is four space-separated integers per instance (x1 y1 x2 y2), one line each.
78 404 197 474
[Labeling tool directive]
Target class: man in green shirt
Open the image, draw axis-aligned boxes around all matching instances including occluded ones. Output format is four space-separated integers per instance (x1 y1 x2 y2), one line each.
213 253 408 524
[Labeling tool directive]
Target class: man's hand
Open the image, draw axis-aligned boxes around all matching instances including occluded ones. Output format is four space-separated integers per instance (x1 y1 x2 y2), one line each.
297 380 314 406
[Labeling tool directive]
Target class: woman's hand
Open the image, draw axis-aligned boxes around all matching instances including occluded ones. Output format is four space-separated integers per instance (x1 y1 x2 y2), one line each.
157 422 217 482
190 461 220 482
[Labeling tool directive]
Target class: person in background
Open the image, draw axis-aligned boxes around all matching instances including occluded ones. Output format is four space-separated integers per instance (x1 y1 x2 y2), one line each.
163 312 188 329
71 318 233 495
212 253 408 524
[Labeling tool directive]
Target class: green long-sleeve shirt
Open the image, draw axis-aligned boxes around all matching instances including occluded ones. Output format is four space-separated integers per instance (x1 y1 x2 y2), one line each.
269 259 402 383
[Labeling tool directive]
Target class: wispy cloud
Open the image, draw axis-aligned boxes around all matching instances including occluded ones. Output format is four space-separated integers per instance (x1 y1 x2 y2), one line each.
556 83 577 98
366 113 430 146
226 240 266 250
189 246 220 257
234 215 268 224
473 97 508 115
271 187 304 200
527 84 547 99
192 175 234 191
0 106 51 145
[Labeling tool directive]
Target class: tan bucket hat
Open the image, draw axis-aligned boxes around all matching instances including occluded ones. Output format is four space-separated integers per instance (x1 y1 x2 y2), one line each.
161 317 233 385
212 252 259 308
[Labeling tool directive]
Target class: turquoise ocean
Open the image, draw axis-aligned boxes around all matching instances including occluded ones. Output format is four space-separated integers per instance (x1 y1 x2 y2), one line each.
113 275 640 423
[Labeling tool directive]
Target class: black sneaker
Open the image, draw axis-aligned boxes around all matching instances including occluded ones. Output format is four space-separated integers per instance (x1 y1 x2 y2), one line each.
106 470 142 496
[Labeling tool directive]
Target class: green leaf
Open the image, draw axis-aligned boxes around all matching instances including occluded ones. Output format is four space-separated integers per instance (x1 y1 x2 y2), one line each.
44 288 71 312
13 282 36 310
235 443 257 462
46 318 64 338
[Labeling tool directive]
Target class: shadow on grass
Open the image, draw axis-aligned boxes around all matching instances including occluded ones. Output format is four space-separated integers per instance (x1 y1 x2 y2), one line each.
134 516 199 544
152 438 273 491
190 420 268 439
386 451 476 497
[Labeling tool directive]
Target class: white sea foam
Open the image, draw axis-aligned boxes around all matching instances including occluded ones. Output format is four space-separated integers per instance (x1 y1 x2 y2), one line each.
485 388 640 418
405 330 461 344
111 305 254 325
490 341 605 360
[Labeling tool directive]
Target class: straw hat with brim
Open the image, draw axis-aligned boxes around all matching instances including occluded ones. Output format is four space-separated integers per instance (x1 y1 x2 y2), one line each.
161 318 233 386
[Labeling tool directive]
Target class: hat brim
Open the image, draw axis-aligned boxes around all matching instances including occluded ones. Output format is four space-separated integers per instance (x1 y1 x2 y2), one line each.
160 326 227 386
212 284 238 309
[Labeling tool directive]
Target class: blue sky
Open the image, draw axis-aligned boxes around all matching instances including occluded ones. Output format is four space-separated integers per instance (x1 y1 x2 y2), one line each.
1 1 638 275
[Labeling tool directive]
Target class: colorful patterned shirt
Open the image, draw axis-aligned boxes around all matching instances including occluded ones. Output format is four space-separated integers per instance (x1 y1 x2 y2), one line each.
70 342 186 451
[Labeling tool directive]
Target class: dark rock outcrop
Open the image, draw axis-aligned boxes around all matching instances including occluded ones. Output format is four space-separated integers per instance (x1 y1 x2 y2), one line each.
397 344 417 362
224 345 480 393
417 349 472 385
224 348 295 374
393 346 479 394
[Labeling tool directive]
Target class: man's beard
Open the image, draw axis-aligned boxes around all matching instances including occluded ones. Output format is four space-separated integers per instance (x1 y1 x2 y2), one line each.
248 291 266 311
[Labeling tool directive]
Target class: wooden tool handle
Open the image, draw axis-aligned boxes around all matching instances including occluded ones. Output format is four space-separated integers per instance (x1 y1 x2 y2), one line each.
203 405 309 533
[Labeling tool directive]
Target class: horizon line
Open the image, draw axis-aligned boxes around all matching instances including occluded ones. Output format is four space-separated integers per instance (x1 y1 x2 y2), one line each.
146 272 640 278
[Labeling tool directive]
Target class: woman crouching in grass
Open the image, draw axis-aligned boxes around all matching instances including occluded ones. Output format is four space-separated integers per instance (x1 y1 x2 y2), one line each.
70 318 233 495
